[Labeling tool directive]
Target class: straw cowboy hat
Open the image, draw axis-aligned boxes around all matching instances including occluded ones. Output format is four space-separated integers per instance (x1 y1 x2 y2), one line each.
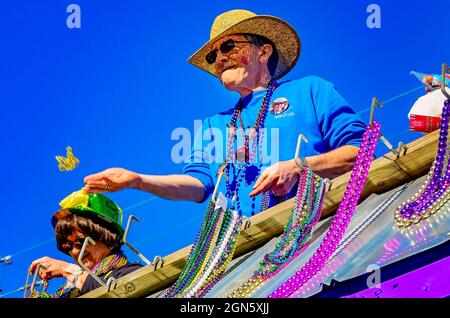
188 9 301 80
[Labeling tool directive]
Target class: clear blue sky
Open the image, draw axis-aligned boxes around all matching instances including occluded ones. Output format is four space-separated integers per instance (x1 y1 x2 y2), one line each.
0 0 449 297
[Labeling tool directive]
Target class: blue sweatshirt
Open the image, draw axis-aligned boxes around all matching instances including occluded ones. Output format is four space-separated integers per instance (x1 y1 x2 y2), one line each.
183 76 366 216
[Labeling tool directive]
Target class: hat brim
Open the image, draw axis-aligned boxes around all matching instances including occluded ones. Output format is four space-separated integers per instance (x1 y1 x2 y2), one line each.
52 208 125 238
188 15 301 80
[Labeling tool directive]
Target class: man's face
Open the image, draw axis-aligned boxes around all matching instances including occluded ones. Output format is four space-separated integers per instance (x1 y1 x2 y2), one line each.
210 34 262 91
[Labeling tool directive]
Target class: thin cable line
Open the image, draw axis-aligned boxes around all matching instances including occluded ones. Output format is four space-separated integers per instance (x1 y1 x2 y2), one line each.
135 216 203 246
357 85 424 115
123 196 158 211
10 238 55 258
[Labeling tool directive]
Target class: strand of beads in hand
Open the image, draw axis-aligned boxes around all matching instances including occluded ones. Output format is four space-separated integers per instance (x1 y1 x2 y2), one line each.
24 265 76 298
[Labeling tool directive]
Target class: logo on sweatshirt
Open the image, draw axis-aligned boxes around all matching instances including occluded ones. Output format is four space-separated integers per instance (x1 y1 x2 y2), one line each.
270 97 290 115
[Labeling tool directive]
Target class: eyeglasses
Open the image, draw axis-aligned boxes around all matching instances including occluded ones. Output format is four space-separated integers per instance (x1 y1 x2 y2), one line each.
59 237 86 255
205 39 253 65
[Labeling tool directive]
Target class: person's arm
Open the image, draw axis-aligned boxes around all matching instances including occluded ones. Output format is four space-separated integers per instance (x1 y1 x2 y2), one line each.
83 168 206 203
250 145 359 197
304 145 359 178
137 174 206 202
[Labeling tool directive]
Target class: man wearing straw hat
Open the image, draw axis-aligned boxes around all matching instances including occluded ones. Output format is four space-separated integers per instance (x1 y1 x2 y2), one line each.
84 10 366 216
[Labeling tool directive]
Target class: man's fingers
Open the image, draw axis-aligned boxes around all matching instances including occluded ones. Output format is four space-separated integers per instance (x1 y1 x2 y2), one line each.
270 173 299 196
102 175 118 185
85 179 107 187
272 180 293 196
84 186 104 194
250 176 274 197
253 173 268 190
270 186 289 197
84 181 111 193
86 174 119 187
83 172 104 183
85 184 116 193
85 179 118 193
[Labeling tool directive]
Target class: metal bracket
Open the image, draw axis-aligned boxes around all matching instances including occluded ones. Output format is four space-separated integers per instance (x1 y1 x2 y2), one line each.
241 216 252 230
106 277 118 292
230 192 238 210
396 141 408 157
442 63 450 100
294 134 334 190
214 192 228 212
27 264 46 297
211 172 224 204
294 134 308 169
152 256 164 270
217 163 229 181
369 97 382 127
379 135 408 158
369 97 407 158
324 178 332 192
123 215 152 266
78 237 108 288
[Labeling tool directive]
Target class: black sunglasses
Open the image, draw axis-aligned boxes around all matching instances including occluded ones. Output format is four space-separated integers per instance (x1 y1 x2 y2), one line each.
59 237 86 255
205 39 253 65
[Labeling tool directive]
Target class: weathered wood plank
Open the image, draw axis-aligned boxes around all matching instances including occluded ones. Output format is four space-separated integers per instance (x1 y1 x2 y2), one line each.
82 130 438 298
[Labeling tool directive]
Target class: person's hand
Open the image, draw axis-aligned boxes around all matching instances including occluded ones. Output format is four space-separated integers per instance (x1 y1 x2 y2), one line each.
83 167 142 194
30 257 75 281
249 160 301 197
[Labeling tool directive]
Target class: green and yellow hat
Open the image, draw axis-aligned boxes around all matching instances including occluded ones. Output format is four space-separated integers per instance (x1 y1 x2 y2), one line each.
51 189 124 238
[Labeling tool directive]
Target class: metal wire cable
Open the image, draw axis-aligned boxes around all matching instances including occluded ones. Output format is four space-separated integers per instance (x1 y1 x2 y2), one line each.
357 85 424 115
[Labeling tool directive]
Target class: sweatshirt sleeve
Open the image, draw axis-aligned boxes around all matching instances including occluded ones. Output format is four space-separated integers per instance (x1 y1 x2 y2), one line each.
313 78 366 150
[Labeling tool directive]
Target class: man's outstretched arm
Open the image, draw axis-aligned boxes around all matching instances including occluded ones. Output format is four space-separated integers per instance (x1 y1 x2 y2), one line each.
84 168 206 203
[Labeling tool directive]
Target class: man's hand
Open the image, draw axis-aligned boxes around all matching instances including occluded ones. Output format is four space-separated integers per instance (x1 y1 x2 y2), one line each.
249 159 300 197
83 167 142 194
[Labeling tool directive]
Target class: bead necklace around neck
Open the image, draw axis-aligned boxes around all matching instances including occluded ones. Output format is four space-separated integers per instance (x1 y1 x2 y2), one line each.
224 79 278 216
92 252 128 277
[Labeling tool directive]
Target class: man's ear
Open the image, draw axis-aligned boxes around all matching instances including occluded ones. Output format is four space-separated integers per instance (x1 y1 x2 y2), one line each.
259 44 273 64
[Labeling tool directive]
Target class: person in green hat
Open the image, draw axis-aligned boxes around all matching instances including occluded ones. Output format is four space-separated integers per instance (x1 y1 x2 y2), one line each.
29 189 143 297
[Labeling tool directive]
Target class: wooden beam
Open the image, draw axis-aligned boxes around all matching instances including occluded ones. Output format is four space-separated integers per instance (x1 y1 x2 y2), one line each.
81 130 438 298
